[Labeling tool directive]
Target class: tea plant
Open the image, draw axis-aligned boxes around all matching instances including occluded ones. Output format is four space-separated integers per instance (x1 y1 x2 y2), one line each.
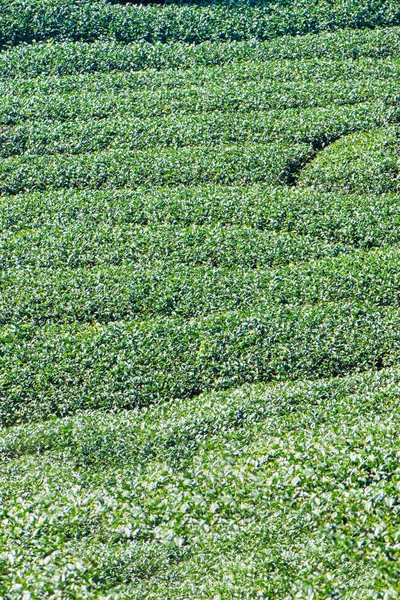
1 3 400 598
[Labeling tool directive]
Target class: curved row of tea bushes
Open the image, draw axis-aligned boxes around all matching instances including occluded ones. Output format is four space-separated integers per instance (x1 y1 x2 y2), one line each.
5 54 400 97
2 186 399 238
1 127 398 195
2 246 400 325
1 364 398 467
0 224 349 269
0 141 313 194
2 366 400 597
1 102 397 158
2 300 400 425
2 27 400 78
5 185 400 268
3 76 400 126
299 127 400 192
1 0 399 49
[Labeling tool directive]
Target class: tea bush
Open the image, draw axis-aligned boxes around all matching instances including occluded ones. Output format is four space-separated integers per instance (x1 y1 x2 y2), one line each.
2 6 400 599
3 26 400 78
3 369 400 597
1 102 397 158
1 0 399 49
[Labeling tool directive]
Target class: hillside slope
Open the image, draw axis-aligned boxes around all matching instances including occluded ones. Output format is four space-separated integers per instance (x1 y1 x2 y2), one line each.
1 2 400 598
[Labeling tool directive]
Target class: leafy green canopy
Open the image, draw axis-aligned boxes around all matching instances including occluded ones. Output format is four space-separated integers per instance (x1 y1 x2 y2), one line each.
2 7 400 599
0 0 399 49
2 368 400 597
2 26 400 78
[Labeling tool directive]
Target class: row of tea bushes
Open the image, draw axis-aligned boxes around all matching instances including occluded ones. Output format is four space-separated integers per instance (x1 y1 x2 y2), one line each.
3 74 400 125
5 52 400 96
2 300 400 425
1 128 398 195
2 186 399 238
0 223 350 269
2 245 400 325
299 127 400 192
2 366 400 596
1 102 397 158
0 141 313 194
1 0 399 49
2 26 400 78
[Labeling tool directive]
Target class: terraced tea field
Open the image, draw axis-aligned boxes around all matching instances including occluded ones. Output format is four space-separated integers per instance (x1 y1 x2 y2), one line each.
2 1 400 598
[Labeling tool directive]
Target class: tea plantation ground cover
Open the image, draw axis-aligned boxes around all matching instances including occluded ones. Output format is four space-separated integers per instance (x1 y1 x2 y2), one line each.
2 1 400 598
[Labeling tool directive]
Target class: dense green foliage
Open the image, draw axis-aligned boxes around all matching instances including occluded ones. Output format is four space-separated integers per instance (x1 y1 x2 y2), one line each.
1 0 399 49
3 300 400 426
2 3 400 598
3 369 400 597
2 102 397 158
2 26 400 78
